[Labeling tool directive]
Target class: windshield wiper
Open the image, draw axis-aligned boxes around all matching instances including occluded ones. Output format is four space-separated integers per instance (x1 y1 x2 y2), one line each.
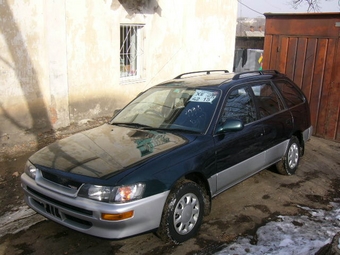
111 122 153 129
166 128 201 134
112 122 201 134
141 126 201 134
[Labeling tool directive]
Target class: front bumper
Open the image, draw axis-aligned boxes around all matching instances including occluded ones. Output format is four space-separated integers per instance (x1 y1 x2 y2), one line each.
21 173 169 239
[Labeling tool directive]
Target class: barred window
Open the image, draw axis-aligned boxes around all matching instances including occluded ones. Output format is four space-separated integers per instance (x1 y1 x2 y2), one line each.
120 24 144 80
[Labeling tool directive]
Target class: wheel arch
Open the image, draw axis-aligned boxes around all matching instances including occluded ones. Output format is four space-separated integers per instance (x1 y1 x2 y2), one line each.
292 130 304 156
183 172 212 216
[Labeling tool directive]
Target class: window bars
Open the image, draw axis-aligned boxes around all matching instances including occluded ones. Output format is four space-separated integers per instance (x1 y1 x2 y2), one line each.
120 24 144 80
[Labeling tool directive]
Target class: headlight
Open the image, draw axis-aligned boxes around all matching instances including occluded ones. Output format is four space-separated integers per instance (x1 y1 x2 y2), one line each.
78 183 145 203
24 161 37 179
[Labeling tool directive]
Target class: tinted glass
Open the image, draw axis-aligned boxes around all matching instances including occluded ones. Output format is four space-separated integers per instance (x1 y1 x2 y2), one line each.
251 83 284 118
274 80 304 107
221 87 257 125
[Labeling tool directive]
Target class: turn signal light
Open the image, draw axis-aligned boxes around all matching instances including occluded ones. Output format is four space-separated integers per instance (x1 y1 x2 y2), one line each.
101 211 134 221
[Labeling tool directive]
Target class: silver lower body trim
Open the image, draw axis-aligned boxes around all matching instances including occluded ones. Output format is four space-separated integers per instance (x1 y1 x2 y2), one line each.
209 140 289 197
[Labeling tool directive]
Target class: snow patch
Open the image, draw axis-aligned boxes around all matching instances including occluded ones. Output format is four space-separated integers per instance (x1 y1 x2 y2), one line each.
216 202 340 255
0 205 46 237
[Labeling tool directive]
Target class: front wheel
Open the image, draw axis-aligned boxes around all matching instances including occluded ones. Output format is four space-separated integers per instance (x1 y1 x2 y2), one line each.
276 136 300 175
156 180 204 244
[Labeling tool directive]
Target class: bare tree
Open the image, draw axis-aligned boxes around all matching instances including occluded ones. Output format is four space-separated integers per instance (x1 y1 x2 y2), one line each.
292 0 339 12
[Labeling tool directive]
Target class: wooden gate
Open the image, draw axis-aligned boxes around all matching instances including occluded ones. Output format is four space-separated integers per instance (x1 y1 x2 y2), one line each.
263 13 340 142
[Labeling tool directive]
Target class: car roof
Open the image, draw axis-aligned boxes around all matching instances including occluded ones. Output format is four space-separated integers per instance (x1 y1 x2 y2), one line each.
155 70 287 90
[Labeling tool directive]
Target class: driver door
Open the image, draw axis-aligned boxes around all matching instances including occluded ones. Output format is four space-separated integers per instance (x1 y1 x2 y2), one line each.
213 85 265 194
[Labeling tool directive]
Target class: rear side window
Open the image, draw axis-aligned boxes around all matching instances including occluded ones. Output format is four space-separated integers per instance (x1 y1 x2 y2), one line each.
251 83 284 118
274 80 304 107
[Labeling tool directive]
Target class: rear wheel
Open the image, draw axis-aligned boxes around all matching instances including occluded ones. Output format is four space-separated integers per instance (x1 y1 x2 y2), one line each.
276 136 300 175
156 180 204 244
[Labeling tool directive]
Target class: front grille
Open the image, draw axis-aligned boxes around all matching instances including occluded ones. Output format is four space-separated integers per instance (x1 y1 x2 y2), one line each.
41 171 83 189
27 186 93 216
32 198 92 229
46 204 62 219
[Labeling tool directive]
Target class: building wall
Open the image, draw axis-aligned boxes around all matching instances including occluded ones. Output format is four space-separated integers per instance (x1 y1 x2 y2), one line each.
0 0 237 148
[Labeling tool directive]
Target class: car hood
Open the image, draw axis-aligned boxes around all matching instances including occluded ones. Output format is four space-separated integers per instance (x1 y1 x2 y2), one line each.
29 124 188 178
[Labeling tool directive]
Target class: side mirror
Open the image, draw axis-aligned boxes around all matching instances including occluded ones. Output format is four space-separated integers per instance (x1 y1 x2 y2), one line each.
216 118 244 134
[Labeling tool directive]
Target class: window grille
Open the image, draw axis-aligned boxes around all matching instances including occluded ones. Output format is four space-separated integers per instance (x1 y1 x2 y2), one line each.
120 24 144 80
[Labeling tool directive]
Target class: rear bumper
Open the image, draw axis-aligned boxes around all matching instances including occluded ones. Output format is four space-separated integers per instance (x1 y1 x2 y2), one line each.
21 173 169 239
303 125 313 143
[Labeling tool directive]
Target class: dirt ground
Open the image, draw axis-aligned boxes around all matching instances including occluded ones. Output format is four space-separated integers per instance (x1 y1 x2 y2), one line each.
0 118 339 255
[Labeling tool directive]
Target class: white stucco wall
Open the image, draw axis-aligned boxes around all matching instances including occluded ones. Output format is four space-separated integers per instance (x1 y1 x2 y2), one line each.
0 0 51 146
0 0 237 149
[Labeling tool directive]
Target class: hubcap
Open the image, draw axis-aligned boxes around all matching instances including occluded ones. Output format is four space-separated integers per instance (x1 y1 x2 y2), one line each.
173 193 200 235
288 143 299 169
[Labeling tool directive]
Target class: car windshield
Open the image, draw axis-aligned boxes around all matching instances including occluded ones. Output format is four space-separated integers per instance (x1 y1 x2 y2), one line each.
111 87 220 133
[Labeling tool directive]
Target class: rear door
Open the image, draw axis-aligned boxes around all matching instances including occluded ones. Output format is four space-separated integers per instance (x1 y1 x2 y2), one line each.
250 81 293 165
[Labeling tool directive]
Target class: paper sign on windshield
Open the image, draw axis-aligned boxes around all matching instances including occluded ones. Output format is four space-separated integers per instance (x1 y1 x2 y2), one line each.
190 90 217 103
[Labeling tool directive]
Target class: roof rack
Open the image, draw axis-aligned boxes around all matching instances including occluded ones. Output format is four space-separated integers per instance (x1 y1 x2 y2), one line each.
174 70 229 79
232 70 281 80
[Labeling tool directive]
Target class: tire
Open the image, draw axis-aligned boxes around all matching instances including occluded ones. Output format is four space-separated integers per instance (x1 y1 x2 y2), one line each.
156 180 204 244
276 136 300 175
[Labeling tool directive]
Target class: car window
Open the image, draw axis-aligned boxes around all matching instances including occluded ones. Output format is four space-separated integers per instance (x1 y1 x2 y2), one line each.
221 87 257 125
251 83 284 118
274 80 304 107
